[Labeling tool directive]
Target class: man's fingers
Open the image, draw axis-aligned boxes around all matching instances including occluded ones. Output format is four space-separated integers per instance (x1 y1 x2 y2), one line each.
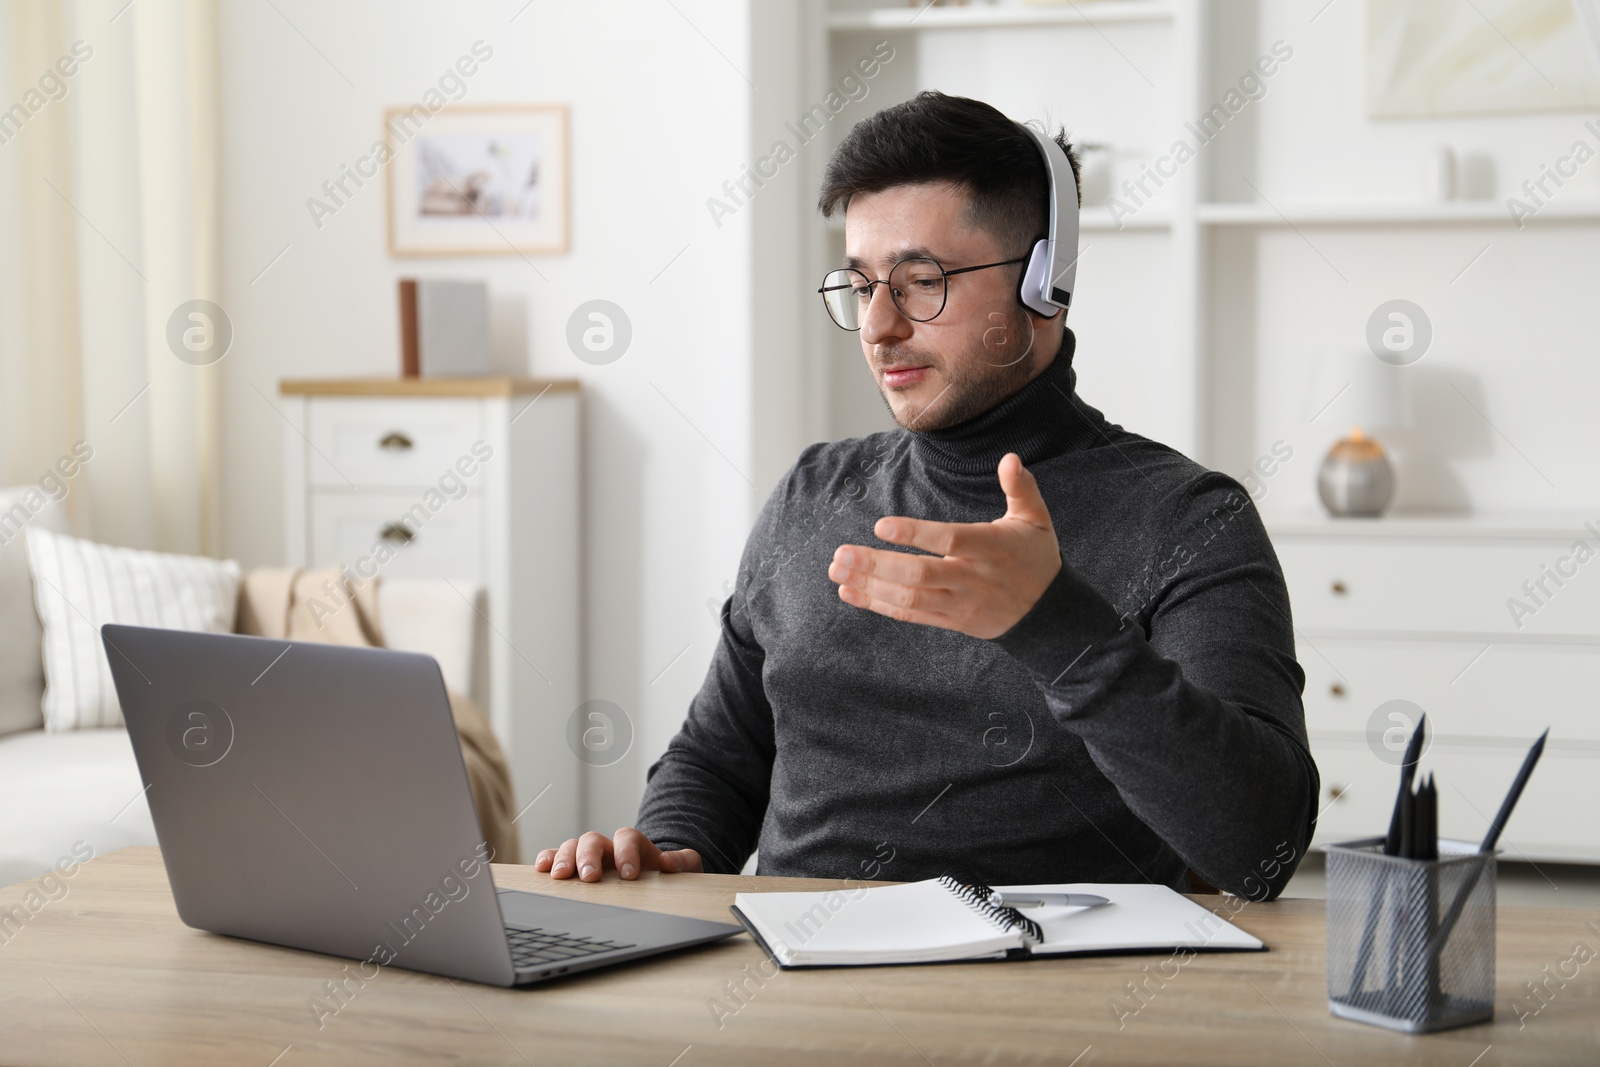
612 826 660 880
837 578 956 629
868 455 1054 560
836 570 956 614
874 515 966 557
574 831 614 882
830 544 959 589
548 838 580 879
613 829 704 876
540 831 702 882
662 848 704 873
997 452 1052 530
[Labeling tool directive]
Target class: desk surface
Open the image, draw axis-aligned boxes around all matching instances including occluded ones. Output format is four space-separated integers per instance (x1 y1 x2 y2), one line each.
2 848 1596 1065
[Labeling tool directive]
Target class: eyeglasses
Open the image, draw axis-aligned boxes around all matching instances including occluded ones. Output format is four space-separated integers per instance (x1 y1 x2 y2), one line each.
817 255 1029 332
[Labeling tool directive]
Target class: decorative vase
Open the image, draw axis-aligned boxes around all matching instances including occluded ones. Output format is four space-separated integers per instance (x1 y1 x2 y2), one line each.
1318 428 1395 517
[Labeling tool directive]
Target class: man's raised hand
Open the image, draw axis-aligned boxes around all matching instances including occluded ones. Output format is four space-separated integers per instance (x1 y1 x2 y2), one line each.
533 827 704 881
828 452 1061 640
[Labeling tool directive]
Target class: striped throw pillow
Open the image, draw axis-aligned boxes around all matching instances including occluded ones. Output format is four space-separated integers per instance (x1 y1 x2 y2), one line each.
24 527 241 731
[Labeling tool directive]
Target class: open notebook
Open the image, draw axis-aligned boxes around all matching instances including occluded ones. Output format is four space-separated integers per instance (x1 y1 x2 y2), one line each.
730 875 1264 967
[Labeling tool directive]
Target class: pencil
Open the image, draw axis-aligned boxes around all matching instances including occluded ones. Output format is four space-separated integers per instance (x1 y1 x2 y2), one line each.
1427 730 1550 962
1481 729 1548 852
1385 715 1427 856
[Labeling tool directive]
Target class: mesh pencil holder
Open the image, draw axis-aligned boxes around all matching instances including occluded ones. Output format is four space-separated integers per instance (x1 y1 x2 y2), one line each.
1325 837 1496 1033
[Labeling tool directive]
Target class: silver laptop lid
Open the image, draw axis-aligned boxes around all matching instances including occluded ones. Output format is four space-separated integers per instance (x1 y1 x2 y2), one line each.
102 624 517 987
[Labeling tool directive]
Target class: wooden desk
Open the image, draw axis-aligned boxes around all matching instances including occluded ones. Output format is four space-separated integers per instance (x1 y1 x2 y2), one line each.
2 848 1595 1065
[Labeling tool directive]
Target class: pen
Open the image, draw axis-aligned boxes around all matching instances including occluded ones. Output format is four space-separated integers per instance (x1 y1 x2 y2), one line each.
988 892 1110 909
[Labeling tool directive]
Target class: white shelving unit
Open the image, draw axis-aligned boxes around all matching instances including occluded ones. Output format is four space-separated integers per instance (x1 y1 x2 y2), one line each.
825 0 1175 31
1198 200 1600 227
807 1 1600 863
810 1 1600 487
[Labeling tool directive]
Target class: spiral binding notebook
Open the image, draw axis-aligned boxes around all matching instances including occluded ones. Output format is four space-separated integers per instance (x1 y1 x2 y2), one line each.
730 875 1264 967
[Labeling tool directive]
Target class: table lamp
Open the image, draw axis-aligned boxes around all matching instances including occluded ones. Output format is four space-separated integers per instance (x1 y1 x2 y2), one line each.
1306 351 1414 517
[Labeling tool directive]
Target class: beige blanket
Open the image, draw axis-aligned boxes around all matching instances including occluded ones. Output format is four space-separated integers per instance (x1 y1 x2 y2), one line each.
235 568 520 864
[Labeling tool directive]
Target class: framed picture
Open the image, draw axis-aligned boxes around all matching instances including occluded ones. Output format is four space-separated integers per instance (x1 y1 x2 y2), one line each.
1367 0 1600 118
386 104 569 257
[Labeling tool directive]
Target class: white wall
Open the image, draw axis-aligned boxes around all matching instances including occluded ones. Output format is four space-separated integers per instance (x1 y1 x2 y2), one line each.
214 0 790 837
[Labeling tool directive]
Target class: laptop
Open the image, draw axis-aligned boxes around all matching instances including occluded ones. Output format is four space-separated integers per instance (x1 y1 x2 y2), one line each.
100 623 742 987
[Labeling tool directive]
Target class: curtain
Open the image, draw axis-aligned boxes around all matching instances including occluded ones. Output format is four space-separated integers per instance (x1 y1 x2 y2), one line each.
0 0 221 555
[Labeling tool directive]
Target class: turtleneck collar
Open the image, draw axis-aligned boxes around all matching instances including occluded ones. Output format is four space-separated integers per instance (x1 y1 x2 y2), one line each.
909 327 1106 476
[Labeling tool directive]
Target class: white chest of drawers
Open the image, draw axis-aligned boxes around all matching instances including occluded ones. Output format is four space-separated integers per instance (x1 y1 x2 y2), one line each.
1268 513 1600 863
279 378 581 861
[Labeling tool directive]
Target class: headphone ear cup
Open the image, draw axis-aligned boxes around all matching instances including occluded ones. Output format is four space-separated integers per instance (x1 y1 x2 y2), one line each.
1017 238 1061 318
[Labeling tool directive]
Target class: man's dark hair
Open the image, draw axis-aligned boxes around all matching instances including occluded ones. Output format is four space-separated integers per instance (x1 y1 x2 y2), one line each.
816 91 1081 261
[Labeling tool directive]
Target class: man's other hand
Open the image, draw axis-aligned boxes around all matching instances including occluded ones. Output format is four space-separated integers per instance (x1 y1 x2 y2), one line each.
829 452 1062 640
533 827 704 881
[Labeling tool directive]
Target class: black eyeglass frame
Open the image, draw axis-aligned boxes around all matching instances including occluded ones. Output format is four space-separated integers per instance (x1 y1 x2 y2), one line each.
816 255 1030 331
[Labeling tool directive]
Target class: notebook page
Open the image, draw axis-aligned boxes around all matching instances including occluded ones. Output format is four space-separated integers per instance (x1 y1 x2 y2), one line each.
991 883 1264 955
734 880 1022 965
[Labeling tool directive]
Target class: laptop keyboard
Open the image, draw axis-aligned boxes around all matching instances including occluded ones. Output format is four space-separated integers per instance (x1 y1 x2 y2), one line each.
504 925 637 969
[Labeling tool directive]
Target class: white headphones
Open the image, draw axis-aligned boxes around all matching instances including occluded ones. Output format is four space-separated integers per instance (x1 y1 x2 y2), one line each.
1014 122 1080 320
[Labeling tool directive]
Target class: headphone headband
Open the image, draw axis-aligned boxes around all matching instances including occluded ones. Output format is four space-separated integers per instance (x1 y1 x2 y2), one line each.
1015 122 1080 319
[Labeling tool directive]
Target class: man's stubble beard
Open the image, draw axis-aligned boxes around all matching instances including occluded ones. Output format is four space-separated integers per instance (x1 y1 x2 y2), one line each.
876 309 1037 432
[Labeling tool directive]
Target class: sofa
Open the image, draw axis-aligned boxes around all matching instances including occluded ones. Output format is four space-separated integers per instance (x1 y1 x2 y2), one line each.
0 490 488 888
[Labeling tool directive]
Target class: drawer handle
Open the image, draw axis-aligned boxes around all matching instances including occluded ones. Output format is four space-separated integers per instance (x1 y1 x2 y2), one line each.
1329 682 1346 697
379 522 415 545
1330 580 1348 596
379 432 414 451
1327 783 1348 803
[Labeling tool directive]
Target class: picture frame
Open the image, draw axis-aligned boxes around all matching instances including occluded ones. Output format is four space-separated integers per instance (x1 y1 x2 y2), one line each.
1366 0 1600 119
385 103 569 257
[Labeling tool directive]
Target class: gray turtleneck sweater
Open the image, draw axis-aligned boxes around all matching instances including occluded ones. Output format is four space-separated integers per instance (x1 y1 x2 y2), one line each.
637 330 1319 899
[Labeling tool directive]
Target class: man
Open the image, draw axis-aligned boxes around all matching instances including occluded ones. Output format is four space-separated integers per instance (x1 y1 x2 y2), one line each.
537 92 1319 899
